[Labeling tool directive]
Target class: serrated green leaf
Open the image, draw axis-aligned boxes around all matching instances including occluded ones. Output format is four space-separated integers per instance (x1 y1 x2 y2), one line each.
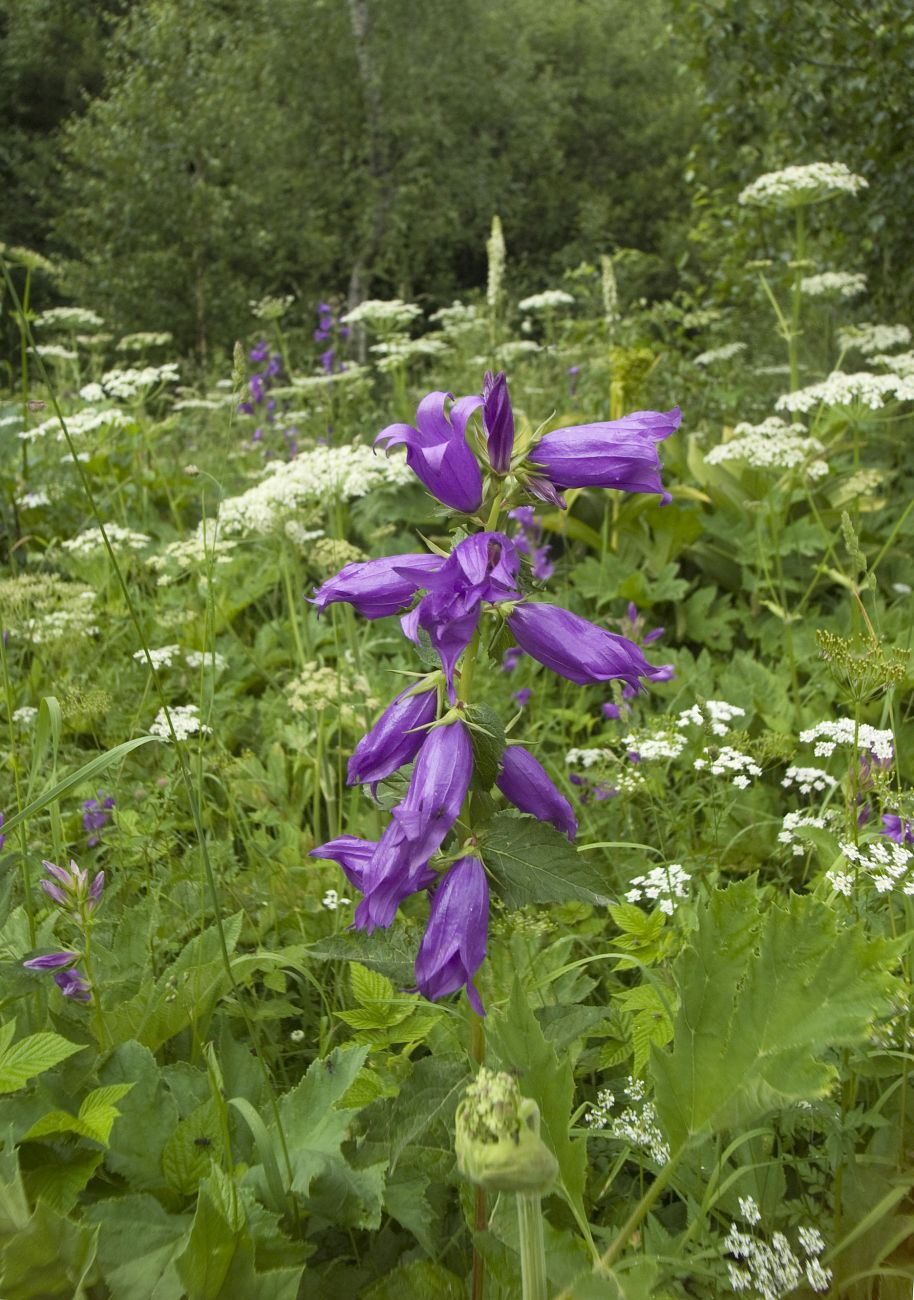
306 925 417 985
653 880 899 1152
363 1260 466 1300
364 1056 466 1171
0 1030 84 1094
87 1194 191 1300
484 812 612 909
465 702 506 790
350 962 396 1007
99 1041 180 1191
0 1197 99 1300
25 1083 133 1146
24 1150 103 1216
162 1099 224 1196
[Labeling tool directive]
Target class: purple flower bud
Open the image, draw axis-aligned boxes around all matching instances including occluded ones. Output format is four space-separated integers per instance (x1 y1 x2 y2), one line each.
482 371 515 474
249 374 266 403
83 790 114 847
513 688 532 707
310 835 376 892
881 814 914 846
23 951 79 971
88 871 105 906
529 407 681 504
415 857 488 1014
530 545 553 582
506 603 662 690
391 721 473 864
502 647 523 673
375 390 484 513
40 880 68 906
602 701 625 721
347 683 438 790
249 340 269 363
311 552 443 619
266 355 282 378
495 746 577 840
42 858 73 886
320 347 335 374
54 968 92 1001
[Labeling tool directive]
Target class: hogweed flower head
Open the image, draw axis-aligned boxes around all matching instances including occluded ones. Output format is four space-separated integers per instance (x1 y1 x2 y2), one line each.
738 161 867 209
456 1067 558 1193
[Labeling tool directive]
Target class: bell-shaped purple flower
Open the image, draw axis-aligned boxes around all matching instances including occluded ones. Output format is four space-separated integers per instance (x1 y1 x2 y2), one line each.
54 968 92 1002
529 407 681 504
482 371 514 474
402 533 520 700
353 819 437 933
392 721 473 864
309 835 376 892
375 390 484 513
311 553 443 619
495 746 577 840
507 603 662 689
347 683 438 791
881 814 914 846
415 856 489 1015
23 951 80 971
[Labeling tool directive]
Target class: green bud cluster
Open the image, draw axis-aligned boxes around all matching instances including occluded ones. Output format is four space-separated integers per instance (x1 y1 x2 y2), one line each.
455 1068 558 1194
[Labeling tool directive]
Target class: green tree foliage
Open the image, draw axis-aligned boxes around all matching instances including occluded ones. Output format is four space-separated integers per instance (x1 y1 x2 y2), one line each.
49 0 697 352
671 0 914 316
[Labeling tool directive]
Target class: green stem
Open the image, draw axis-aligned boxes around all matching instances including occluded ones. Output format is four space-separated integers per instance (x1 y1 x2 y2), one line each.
517 1192 548 1300
789 206 805 391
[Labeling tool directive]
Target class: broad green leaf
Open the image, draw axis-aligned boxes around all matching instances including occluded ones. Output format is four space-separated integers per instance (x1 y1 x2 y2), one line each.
175 1179 241 1300
306 925 417 985
162 1099 224 1196
465 702 506 789
0 1197 99 1300
365 1055 466 1171
362 1260 466 1300
489 979 587 1226
25 1150 103 1216
87 1194 191 1300
0 1028 84 1094
350 961 395 1007
653 880 899 1152
25 1083 133 1146
100 1041 180 1191
484 812 612 909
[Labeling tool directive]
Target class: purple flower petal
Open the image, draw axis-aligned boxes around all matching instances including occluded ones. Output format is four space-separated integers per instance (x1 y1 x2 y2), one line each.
529 407 681 503
375 390 484 513
482 371 515 473
311 553 442 619
415 856 489 1014
23 951 79 970
507 603 661 689
347 684 438 790
495 746 577 839
310 835 376 892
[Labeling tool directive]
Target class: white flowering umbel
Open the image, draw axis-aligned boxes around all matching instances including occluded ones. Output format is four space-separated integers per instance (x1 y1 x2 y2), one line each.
585 1076 670 1164
518 289 575 313
341 299 421 332
738 161 867 209
723 1203 832 1298
837 322 911 356
133 645 181 669
781 766 838 795
19 407 132 444
676 700 746 737
705 418 828 479
872 349 914 377
62 524 152 555
216 445 412 538
798 718 894 763
776 371 914 413
694 342 746 367
778 810 841 858
828 839 914 897
35 306 104 330
625 864 691 915
693 746 762 789
799 271 867 299
149 705 211 742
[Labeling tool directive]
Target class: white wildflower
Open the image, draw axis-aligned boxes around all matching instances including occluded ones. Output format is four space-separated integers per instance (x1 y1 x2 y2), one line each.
99 363 180 400
892 582 912 595
19 405 133 444
133 645 181 669
62 523 151 555
781 766 838 794
341 298 421 331
738 1196 762 1226
696 746 762 787
494 340 541 360
115 331 173 351
778 810 841 858
12 706 38 726
518 289 575 313
322 888 351 911
34 344 77 362
249 296 293 322
149 704 211 741
18 490 51 509
185 649 227 671
872 349 914 377
830 838 914 897
289 1029 306 1043
625 864 691 915
622 729 687 760
706 421 828 478
797 1226 825 1257
776 370 914 413
486 215 506 309
676 700 745 736
798 718 894 763
35 306 104 330
837 322 911 355
565 747 611 769
738 161 867 209
429 301 480 334
800 271 867 299
694 341 746 366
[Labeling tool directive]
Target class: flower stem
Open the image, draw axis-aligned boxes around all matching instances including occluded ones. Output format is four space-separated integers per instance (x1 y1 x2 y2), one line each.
517 1192 548 1300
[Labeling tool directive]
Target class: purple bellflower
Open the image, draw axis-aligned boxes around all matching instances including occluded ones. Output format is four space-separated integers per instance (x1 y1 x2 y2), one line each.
355 720 473 933
375 390 485 513
83 790 115 848
514 687 532 707
509 505 553 582
528 406 681 506
310 834 377 892
881 814 914 846
40 858 104 913
415 856 488 1015
23 950 80 970
23 951 92 1002
482 371 514 473
347 682 438 792
506 603 662 690
495 746 577 840
311 552 443 619
401 533 520 700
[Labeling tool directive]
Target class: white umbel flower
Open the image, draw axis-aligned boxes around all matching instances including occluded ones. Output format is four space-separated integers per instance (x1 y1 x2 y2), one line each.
739 161 867 209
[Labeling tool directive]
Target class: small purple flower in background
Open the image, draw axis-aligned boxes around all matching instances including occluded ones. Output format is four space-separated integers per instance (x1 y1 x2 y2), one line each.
514 687 532 708
23 951 92 1001
527 406 681 507
881 814 914 846
602 700 626 721
496 746 577 839
320 347 335 374
502 647 524 673
375 390 485 514
509 505 553 582
482 371 515 474
249 340 269 363
415 857 489 1014
567 364 580 396
82 790 115 848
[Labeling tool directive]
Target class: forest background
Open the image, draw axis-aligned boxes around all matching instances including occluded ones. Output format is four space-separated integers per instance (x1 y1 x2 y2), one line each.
3 0 913 363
